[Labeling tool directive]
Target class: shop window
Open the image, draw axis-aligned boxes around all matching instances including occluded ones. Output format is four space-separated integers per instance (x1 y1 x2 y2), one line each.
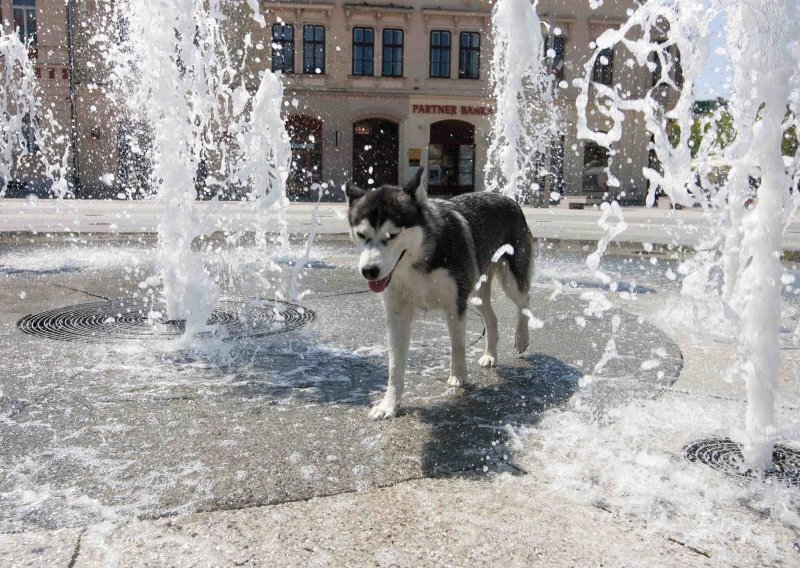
287 115 323 198
13 0 37 58
21 112 38 154
116 12 130 44
428 120 475 194
303 25 325 74
458 32 480 79
592 47 614 86
381 29 403 77
550 135 565 194
117 120 154 197
429 31 451 78
544 35 565 82
271 24 295 74
352 27 374 76
582 141 610 192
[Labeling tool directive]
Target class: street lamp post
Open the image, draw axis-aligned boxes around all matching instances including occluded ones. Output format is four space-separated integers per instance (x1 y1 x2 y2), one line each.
65 0 81 196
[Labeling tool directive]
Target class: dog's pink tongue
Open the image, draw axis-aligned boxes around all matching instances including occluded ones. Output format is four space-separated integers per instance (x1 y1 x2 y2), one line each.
368 276 390 293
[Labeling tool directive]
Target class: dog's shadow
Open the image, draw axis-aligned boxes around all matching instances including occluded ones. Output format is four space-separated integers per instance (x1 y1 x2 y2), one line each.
150 282 581 482
403 353 581 477
174 334 580 479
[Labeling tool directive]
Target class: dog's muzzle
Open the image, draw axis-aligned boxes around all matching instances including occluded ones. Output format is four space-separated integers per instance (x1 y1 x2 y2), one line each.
367 251 406 293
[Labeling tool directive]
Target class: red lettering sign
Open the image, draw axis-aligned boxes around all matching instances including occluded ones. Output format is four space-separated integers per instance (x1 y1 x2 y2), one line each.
412 104 494 115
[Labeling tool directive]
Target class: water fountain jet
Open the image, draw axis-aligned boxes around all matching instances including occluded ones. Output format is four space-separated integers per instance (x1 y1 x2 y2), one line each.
486 0 558 203
575 0 800 475
103 0 292 337
0 28 69 199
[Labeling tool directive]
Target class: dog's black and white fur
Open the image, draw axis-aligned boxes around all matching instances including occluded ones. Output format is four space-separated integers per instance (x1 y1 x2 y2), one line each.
346 168 534 419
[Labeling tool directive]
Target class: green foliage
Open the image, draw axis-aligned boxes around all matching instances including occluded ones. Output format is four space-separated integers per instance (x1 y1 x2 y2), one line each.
666 119 681 149
688 108 735 158
784 125 798 157
678 100 796 159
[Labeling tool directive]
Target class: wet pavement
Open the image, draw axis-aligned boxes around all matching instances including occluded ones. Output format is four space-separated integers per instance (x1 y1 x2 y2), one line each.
0 235 683 532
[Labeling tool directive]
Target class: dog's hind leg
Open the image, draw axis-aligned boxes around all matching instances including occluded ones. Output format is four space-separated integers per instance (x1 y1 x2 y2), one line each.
498 257 531 354
369 302 413 419
445 309 469 386
474 265 498 367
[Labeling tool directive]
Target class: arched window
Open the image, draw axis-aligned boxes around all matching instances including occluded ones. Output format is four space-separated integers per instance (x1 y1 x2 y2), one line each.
352 118 399 188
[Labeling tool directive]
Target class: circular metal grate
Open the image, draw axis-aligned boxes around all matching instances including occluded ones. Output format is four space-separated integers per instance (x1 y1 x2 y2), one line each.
17 298 314 342
684 438 800 486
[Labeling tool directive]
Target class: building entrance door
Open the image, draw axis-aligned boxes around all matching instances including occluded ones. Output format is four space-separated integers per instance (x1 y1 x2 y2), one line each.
428 120 475 195
287 115 323 200
352 119 399 188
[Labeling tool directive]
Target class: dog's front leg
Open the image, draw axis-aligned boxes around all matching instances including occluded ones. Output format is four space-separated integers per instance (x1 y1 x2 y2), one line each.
446 310 469 387
369 303 413 419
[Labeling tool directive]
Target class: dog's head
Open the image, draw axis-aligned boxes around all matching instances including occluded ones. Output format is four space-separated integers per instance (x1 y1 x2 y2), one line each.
345 167 426 293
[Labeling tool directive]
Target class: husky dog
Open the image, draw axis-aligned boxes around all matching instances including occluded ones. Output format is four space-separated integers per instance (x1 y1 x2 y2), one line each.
346 167 534 419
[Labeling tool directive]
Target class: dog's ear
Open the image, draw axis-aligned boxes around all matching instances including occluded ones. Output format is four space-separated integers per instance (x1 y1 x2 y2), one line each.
345 182 366 206
403 167 426 204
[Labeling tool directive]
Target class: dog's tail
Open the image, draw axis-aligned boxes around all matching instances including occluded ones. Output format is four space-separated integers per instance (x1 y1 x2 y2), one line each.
505 214 534 295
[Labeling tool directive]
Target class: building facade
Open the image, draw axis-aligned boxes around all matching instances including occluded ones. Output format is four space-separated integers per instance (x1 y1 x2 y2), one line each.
0 0 71 193
2 0 665 204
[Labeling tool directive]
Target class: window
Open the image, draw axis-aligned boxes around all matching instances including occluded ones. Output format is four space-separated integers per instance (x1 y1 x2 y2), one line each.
271 24 294 74
428 120 476 192
650 50 663 86
117 120 154 196
13 0 37 54
458 32 480 79
21 112 38 154
352 27 374 76
550 135 565 194
592 47 614 86
381 29 403 77
544 35 565 81
429 31 451 78
353 119 399 187
651 45 683 88
582 141 610 192
671 46 684 88
303 25 325 74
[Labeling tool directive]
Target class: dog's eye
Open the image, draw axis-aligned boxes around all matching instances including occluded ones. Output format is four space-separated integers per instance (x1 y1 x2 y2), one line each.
356 232 366 240
386 232 399 241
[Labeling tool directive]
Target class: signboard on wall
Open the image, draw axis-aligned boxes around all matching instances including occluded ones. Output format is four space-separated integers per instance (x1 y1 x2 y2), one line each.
408 148 421 167
412 104 494 116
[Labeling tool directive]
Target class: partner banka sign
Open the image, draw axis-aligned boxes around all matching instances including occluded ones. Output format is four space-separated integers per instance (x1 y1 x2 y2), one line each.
412 104 494 116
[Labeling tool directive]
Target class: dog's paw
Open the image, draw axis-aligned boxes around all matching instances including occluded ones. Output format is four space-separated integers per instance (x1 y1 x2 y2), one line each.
368 398 399 420
515 328 529 354
447 375 468 387
477 354 497 368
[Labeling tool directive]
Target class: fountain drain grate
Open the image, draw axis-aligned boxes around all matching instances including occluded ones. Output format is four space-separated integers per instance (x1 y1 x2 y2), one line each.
17 298 314 342
684 438 800 486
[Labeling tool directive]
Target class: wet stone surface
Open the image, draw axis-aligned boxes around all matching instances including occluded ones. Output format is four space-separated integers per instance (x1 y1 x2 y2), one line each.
0 238 682 531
